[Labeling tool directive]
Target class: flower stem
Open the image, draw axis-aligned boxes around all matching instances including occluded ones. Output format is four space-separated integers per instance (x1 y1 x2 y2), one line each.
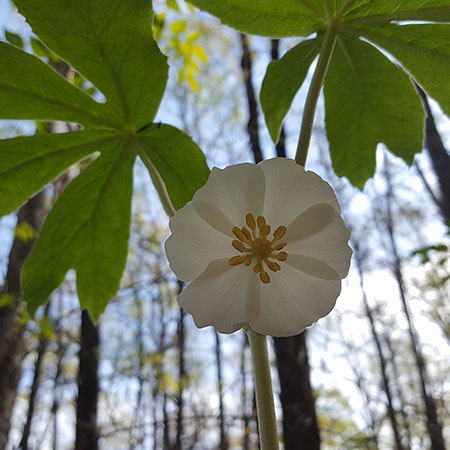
246 327 279 450
295 18 340 167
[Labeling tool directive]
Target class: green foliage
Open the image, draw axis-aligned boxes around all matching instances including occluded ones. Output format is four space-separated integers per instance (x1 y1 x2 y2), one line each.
188 0 323 37
190 0 450 185
0 0 210 319
260 37 321 143
136 124 210 211
4 30 24 49
324 35 424 187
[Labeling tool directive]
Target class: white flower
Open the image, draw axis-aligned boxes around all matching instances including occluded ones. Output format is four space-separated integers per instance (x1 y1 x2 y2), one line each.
165 158 352 337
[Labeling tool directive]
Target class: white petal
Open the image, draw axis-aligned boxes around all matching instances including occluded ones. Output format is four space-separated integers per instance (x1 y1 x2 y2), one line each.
285 254 340 280
258 158 340 230
192 163 265 234
179 259 260 334
165 203 234 282
249 263 341 337
285 204 352 279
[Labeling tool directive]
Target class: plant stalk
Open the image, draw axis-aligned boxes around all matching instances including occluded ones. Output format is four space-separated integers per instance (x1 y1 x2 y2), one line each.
246 327 279 450
295 18 340 167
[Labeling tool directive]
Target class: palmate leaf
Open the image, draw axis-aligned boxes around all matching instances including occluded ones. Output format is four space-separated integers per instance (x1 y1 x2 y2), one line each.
189 0 450 186
324 35 424 187
260 37 321 143
0 0 210 319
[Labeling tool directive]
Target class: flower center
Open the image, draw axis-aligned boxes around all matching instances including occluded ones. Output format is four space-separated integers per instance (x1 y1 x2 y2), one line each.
228 213 288 284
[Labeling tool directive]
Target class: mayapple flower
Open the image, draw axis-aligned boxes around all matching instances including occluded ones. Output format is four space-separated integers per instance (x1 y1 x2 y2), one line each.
165 158 352 337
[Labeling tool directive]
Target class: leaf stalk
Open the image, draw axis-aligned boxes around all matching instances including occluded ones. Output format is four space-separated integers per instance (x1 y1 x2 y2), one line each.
295 18 340 167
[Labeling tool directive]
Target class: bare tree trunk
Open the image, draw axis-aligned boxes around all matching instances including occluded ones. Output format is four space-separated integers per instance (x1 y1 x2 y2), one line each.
274 335 320 450
352 241 405 450
18 300 52 450
240 33 263 163
414 83 450 222
383 155 446 450
0 190 47 450
240 333 251 450
75 309 99 450
214 330 228 450
384 333 413 449
175 304 185 450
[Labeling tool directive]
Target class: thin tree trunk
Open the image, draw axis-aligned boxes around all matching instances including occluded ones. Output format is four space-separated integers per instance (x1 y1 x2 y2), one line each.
18 300 52 450
0 190 47 450
274 335 321 450
352 241 405 450
75 309 99 450
240 33 263 163
414 83 450 222
383 155 446 450
384 333 413 449
240 333 251 450
50 293 66 450
175 304 185 450
214 330 228 450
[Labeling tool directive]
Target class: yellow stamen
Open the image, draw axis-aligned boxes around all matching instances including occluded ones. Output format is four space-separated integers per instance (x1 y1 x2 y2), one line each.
246 213 256 231
232 240 247 252
259 270 270 284
229 256 244 266
253 263 262 273
273 226 287 240
241 227 251 240
257 215 266 230
266 261 281 272
228 214 288 284
275 252 287 261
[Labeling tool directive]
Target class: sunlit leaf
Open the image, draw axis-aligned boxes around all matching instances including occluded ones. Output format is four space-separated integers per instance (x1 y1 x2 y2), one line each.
260 37 320 143
324 35 424 187
23 142 135 319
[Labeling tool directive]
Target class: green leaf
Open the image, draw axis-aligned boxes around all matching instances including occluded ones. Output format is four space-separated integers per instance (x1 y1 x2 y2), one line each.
355 24 450 117
0 42 112 127
15 0 168 129
260 37 320 143
188 0 324 37
23 142 135 319
0 130 119 216
344 1 450 24
324 35 424 187
136 124 210 210
5 30 24 49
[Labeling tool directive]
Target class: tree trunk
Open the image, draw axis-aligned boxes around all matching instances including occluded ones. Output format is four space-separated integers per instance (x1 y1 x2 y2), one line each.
383 155 446 450
175 304 185 450
274 335 321 450
75 309 99 450
18 300 52 450
414 83 450 222
240 33 263 163
0 190 47 450
214 330 228 450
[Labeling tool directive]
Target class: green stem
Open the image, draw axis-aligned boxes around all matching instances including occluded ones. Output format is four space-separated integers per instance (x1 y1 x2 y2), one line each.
246 327 279 450
132 138 176 218
295 18 339 167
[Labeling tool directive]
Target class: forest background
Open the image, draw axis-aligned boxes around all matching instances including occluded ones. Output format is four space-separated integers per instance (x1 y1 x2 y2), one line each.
0 0 449 449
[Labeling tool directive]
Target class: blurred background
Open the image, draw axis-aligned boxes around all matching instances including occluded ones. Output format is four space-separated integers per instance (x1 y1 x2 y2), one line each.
0 0 449 448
